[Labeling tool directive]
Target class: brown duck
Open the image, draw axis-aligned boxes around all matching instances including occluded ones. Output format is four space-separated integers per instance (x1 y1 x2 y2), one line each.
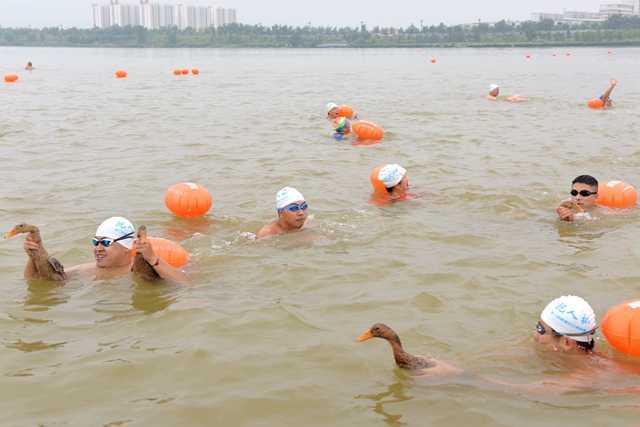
131 225 161 281
357 323 461 377
4 224 66 281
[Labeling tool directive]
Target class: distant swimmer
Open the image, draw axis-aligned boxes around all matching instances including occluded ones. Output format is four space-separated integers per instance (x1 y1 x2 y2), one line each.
256 187 309 239
599 79 617 108
9 216 187 283
486 84 527 102
24 61 34 71
327 102 359 140
371 164 410 202
556 175 600 222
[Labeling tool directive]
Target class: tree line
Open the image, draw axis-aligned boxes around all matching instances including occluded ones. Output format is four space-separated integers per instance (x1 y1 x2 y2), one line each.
1 16 640 48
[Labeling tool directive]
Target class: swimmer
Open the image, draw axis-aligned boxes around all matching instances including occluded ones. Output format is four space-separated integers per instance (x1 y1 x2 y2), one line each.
21 217 187 283
486 84 527 102
24 61 34 71
556 175 599 222
256 187 309 239
599 78 617 108
378 164 409 201
535 295 597 354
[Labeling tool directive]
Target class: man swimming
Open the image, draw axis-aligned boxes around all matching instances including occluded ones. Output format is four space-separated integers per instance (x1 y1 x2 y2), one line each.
535 295 597 354
25 61 34 70
20 216 187 283
377 164 410 201
556 175 599 222
256 187 309 239
486 83 527 102
599 79 617 108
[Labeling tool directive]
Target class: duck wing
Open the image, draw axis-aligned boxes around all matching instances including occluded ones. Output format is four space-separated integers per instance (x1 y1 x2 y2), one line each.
131 226 161 281
47 256 67 281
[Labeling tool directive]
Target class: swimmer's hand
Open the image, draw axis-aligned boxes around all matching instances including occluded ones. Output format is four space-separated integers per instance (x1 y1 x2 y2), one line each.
135 237 159 265
23 235 43 254
556 205 574 222
609 79 617 87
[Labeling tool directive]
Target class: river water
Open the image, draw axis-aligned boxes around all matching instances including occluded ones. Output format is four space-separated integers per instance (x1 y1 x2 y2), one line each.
1 47 640 426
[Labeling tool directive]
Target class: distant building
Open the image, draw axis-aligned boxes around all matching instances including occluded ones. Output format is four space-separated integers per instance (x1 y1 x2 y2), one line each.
91 1 238 30
533 0 638 24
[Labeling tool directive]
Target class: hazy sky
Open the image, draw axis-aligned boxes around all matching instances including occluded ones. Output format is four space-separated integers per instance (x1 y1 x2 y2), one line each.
0 0 609 29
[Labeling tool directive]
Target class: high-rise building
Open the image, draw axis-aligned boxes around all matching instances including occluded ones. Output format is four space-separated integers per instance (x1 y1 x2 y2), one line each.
92 2 237 30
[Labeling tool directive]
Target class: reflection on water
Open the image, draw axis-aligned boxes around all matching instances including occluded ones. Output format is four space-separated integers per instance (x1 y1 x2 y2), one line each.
130 281 180 315
23 280 67 309
355 380 413 427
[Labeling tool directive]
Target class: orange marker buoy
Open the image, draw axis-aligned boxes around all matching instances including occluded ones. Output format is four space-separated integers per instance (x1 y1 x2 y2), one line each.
336 105 355 119
131 237 190 268
165 182 213 218
173 69 182 75
181 69 189 75
191 68 200 75
4 73 19 83
596 180 637 209
115 70 127 79
352 120 384 141
587 98 605 109
369 166 388 195
602 300 640 356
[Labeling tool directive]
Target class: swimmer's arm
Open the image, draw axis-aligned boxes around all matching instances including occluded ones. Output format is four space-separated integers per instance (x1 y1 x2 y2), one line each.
151 258 188 284
64 263 96 279
601 79 617 105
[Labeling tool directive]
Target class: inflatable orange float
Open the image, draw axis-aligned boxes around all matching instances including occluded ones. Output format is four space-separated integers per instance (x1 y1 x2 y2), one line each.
4 73 19 83
115 70 127 79
588 98 604 109
596 180 637 209
165 182 213 218
181 69 189 75
369 166 388 195
602 300 640 356
132 237 190 268
352 120 384 141
336 105 355 119
191 68 200 75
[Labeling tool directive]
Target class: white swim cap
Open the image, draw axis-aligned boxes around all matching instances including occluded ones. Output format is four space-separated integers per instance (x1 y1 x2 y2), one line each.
326 102 339 114
95 216 135 249
378 164 407 188
276 187 305 210
540 295 597 343
489 84 499 92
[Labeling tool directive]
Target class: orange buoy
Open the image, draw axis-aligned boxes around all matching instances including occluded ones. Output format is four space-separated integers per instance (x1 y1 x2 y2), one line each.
191 68 200 75
587 98 604 109
352 120 384 141
336 105 355 119
369 166 388 195
181 69 189 75
131 237 190 268
4 73 19 83
115 70 127 79
165 182 213 218
173 69 182 75
602 300 640 356
596 180 637 209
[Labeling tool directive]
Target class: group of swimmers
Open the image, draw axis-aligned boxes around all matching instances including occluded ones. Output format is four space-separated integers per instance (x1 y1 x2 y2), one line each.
5 66 633 390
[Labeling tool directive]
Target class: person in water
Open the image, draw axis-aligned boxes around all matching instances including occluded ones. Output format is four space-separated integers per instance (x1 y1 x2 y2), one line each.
535 295 597 354
556 175 599 222
22 216 187 283
327 102 359 140
378 164 409 201
598 79 617 108
256 187 309 239
486 84 527 102
25 61 34 70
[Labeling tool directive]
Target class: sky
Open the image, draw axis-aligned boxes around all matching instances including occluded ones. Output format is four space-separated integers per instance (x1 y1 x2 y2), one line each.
0 0 613 29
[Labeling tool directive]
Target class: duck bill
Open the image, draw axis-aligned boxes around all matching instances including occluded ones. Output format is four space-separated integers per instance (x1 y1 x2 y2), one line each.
356 329 374 342
3 227 19 239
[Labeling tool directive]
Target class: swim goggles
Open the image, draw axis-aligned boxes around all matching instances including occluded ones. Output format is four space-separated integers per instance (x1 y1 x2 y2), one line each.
92 232 134 248
536 321 597 337
278 202 308 213
570 189 597 197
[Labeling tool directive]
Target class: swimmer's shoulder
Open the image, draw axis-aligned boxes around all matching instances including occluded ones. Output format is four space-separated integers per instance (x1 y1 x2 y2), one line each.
65 262 96 278
256 221 280 240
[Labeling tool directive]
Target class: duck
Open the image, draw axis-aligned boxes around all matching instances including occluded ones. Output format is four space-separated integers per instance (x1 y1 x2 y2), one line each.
357 323 461 377
131 225 161 281
4 224 66 281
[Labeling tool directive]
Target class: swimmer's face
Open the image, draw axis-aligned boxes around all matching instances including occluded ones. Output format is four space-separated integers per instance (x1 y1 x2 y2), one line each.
279 200 308 229
571 182 598 209
533 320 582 353
93 237 131 268
327 108 339 120
489 88 499 97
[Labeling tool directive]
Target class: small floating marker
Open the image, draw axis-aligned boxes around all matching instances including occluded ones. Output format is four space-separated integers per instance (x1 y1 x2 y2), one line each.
4 73 19 83
115 69 127 78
